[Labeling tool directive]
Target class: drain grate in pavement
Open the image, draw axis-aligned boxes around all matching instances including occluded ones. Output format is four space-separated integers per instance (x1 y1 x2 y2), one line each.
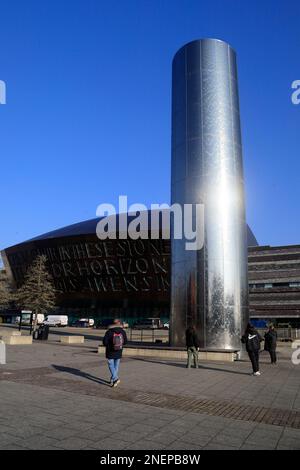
7 372 300 430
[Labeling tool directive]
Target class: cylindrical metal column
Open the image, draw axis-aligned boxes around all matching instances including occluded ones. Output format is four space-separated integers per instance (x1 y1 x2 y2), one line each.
170 39 249 349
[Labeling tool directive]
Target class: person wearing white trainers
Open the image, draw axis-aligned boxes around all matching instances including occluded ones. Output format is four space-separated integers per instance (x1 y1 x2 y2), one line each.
241 323 264 376
103 319 127 388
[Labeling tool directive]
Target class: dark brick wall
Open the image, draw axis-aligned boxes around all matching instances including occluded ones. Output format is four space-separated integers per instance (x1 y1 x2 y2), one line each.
248 245 300 321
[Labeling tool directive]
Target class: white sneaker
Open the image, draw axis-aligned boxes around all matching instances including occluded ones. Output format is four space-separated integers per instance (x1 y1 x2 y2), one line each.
253 371 261 376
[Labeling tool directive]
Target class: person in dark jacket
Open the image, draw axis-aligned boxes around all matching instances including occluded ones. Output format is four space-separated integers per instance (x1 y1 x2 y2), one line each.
186 325 200 368
103 319 127 387
264 324 277 364
241 323 264 376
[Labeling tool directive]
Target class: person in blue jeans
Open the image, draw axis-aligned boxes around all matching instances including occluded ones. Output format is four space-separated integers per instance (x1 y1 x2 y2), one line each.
103 319 128 387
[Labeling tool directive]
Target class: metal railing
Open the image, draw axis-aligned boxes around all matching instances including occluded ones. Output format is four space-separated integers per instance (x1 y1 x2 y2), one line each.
128 328 169 344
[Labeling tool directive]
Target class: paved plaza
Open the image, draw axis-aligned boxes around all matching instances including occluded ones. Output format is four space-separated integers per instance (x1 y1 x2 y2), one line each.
0 328 300 450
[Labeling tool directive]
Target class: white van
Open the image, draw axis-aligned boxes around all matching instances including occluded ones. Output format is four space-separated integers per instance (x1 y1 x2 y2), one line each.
20 313 45 325
43 315 68 327
36 314 45 325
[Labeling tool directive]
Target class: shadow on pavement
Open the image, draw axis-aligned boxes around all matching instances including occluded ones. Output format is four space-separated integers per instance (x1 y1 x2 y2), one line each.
51 364 111 386
130 357 251 376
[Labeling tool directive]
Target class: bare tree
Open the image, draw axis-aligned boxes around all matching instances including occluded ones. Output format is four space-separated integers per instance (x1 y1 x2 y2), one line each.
15 255 56 332
0 281 10 311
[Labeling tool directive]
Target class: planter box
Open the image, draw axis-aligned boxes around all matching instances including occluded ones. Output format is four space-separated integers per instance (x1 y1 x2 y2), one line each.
97 345 236 362
0 335 32 345
60 336 84 344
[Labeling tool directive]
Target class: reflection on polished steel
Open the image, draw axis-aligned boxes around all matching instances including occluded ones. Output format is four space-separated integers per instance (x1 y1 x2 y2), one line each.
170 39 249 349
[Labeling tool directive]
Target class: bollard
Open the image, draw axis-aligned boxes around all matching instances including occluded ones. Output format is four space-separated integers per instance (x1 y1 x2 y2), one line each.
0 340 6 365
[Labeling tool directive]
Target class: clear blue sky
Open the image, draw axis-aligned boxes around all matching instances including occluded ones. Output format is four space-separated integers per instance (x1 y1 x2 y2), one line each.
0 0 299 249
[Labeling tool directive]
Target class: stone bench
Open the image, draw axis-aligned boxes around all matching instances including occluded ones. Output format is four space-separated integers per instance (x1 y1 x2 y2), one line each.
97 345 236 362
60 336 84 344
0 335 33 345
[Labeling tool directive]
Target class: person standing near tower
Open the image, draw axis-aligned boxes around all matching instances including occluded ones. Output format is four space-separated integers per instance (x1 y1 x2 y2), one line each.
264 324 278 364
185 325 200 368
241 323 264 376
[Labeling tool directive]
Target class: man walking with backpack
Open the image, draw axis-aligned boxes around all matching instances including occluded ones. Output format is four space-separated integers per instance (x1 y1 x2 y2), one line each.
103 319 127 387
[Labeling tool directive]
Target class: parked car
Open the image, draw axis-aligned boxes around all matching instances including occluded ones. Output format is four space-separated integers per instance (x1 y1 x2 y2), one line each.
95 318 114 329
43 315 68 327
72 320 88 328
71 318 94 328
79 318 94 327
95 318 129 329
132 318 163 329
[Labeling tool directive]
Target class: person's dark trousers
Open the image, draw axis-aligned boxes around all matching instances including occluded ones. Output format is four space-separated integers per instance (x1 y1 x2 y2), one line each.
269 350 277 364
248 350 259 373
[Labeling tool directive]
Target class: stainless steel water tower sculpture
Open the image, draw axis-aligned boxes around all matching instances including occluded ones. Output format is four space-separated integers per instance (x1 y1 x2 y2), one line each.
170 39 249 349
